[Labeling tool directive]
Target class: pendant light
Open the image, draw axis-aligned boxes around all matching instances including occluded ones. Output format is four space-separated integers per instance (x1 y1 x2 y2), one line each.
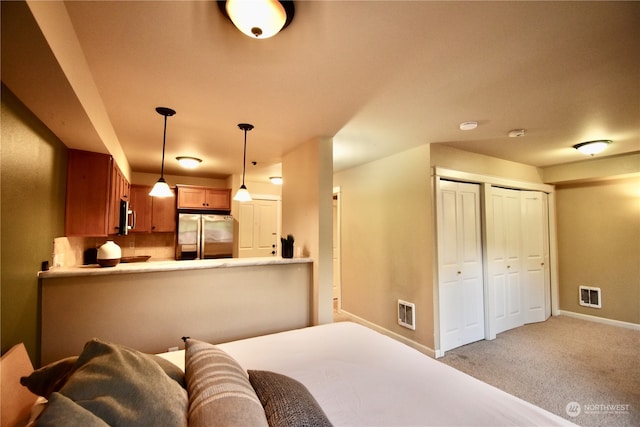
233 123 253 202
149 107 176 197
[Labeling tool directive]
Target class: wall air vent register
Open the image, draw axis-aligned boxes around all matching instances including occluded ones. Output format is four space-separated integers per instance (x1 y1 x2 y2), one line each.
579 286 601 309
398 300 416 330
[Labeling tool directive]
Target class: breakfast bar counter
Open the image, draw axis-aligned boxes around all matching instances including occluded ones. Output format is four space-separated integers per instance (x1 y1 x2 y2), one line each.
38 257 312 278
39 257 314 365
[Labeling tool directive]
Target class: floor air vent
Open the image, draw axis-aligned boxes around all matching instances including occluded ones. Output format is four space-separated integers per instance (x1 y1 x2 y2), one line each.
579 286 601 308
398 300 416 330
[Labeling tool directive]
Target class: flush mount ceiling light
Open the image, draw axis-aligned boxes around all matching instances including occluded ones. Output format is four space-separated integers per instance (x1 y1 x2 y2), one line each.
270 176 283 185
508 129 526 138
149 107 176 198
459 121 478 131
233 123 254 202
218 0 295 39
573 140 612 156
176 156 202 169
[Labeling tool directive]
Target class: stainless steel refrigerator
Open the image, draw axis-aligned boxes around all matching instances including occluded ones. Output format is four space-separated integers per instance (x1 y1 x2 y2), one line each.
176 213 234 260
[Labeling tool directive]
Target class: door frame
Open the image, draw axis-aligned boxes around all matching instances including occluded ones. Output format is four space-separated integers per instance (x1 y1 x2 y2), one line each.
332 186 342 310
433 167 557 357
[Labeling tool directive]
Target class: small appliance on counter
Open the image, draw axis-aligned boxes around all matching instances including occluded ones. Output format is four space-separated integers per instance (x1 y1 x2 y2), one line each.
176 212 234 260
97 241 121 267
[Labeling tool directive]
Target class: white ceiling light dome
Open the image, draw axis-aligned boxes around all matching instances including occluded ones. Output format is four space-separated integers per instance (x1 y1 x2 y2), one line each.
573 140 611 156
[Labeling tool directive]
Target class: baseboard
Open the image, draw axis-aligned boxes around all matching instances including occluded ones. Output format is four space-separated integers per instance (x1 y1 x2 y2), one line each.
558 310 640 331
335 309 437 358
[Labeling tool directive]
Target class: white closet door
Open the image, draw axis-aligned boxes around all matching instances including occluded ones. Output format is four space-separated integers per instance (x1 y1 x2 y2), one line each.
522 191 550 324
487 187 524 335
438 180 484 352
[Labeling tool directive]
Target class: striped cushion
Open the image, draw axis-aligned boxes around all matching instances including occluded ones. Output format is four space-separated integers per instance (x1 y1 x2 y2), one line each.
185 339 268 427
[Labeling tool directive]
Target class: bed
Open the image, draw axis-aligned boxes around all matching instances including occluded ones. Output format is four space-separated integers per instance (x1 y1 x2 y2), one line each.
10 321 576 426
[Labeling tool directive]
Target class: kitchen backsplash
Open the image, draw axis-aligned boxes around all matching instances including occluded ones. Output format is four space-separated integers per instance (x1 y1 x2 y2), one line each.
53 233 175 267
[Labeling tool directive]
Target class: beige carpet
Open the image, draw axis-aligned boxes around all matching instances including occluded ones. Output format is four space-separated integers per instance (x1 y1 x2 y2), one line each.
439 315 640 427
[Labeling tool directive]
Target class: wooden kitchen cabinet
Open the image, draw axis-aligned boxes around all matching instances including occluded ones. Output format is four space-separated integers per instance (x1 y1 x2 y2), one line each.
108 163 130 234
65 150 129 236
176 185 231 210
129 185 175 233
152 190 176 232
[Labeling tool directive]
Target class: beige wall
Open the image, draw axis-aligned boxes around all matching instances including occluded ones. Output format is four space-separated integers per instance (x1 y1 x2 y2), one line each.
555 176 640 324
334 145 435 349
1 85 68 361
282 137 334 325
40 262 313 364
431 144 545 183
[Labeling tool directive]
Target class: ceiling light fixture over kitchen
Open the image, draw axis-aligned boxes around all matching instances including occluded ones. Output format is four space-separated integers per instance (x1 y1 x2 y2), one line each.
573 139 611 156
218 0 295 39
459 121 478 131
233 123 254 202
176 156 202 169
149 107 176 198
270 176 283 185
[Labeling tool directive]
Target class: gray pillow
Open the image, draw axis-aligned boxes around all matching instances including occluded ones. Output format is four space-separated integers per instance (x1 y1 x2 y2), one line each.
37 392 109 427
248 370 333 427
20 350 185 398
20 356 78 398
57 339 188 427
185 339 268 427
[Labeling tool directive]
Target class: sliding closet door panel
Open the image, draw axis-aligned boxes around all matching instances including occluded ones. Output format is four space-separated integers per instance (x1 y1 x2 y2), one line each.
488 187 523 335
437 180 484 352
522 192 549 324
460 189 484 338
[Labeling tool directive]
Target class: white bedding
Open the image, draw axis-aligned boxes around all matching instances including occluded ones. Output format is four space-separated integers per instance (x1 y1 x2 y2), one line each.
159 321 576 426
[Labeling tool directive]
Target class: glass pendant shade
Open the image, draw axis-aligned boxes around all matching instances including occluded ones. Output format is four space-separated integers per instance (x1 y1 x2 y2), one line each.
149 178 173 198
573 140 611 156
233 184 252 202
225 0 287 39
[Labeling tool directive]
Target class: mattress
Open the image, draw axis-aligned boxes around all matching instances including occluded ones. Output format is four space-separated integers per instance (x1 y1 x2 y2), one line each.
158 321 576 426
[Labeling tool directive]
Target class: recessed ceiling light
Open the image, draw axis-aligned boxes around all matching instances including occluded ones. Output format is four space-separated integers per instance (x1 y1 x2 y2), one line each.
508 129 526 138
459 121 478 131
176 157 202 169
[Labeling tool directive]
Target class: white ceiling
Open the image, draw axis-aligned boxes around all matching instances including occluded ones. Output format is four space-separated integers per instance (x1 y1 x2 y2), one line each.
2 1 639 183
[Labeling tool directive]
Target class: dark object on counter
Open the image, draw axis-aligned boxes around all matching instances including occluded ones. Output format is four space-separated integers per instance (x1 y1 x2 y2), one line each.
41 261 49 271
82 248 98 265
281 234 294 258
121 256 152 263
83 248 98 265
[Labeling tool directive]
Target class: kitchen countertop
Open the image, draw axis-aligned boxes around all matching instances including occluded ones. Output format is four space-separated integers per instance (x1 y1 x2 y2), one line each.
38 257 313 279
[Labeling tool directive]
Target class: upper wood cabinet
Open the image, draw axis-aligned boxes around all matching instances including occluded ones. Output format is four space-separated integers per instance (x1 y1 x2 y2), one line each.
129 185 176 233
65 150 129 237
176 185 231 210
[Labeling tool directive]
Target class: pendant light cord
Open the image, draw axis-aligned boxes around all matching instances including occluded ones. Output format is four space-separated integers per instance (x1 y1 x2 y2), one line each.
241 128 247 185
160 115 168 179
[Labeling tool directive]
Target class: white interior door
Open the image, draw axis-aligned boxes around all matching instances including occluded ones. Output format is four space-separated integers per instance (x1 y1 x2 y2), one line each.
521 191 550 324
332 194 341 300
238 199 278 257
487 187 524 335
437 180 484 352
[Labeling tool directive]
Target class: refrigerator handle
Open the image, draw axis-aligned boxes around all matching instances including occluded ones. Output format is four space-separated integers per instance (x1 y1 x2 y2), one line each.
196 215 203 259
